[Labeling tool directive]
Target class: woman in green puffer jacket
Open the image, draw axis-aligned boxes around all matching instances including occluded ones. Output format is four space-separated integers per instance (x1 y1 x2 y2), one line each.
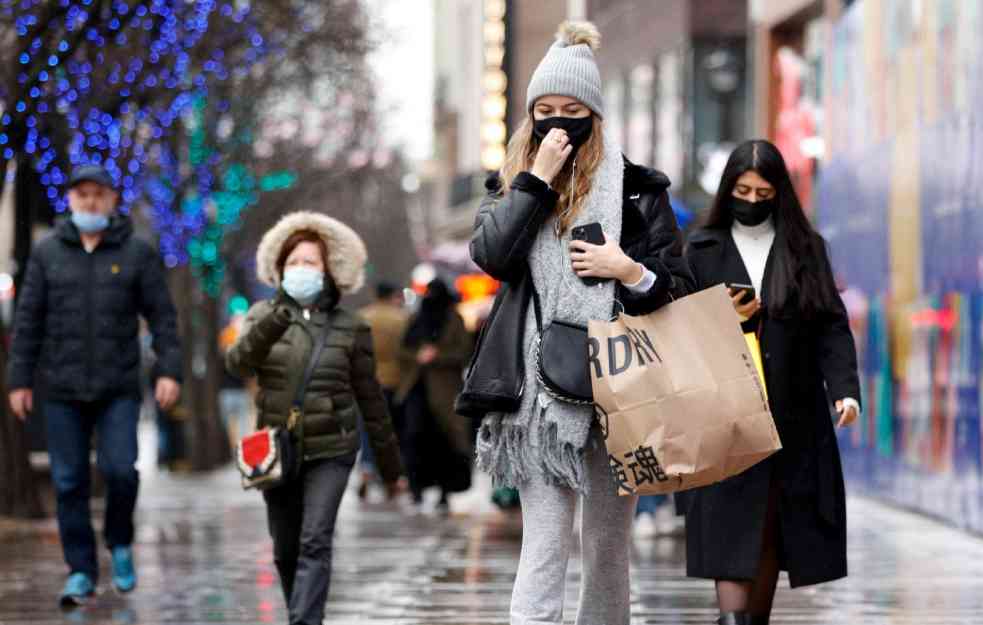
226 211 402 625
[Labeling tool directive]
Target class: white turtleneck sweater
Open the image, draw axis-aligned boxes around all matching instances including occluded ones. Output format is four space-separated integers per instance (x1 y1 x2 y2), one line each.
731 216 775 297
730 216 860 418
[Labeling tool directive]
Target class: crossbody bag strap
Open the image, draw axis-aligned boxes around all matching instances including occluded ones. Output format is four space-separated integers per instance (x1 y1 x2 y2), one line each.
287 315 331 431
531 278 543 331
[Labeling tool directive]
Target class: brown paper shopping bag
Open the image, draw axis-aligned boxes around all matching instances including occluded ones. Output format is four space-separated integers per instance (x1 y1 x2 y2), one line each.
588 284 781 496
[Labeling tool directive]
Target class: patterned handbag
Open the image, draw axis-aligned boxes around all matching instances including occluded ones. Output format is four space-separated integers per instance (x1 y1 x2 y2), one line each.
236 322 328 490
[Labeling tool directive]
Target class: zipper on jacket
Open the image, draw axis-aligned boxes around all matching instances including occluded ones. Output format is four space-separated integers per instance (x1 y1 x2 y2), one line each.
85 250 95 397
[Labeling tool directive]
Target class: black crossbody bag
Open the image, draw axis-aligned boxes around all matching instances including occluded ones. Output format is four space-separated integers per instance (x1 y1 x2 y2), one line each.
531 288 595 406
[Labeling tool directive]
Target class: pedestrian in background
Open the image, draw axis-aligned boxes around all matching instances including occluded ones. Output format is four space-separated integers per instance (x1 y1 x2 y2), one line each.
633 494 684 539
682 140 860 625
357 281 410 499
396 278 473 511
6 164 182 607
225 211 402 625
459 21 694 625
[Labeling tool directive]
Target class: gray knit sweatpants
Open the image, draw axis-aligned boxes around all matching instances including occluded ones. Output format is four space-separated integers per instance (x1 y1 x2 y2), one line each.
510 431 638 625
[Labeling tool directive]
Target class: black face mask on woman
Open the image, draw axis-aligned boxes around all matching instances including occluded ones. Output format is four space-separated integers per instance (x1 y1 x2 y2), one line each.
732 197 775 227
533 116 593 152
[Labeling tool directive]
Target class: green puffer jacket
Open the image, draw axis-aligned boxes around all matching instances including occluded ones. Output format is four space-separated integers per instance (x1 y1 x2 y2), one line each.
226 296 402 482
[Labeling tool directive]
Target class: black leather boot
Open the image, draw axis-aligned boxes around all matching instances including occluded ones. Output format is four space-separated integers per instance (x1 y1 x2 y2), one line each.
717 613 750 625
748 616 769 625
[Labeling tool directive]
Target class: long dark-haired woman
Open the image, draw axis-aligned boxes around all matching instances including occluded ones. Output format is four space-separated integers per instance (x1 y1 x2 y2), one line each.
682 140 860 625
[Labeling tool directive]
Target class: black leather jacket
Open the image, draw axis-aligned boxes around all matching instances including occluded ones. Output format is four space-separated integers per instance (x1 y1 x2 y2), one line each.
456 158 695 418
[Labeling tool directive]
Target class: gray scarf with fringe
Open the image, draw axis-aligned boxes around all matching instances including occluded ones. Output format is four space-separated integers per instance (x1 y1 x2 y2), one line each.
476 135 623 493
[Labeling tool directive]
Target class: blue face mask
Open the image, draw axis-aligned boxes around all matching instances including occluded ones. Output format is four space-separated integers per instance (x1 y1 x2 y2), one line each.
282 267 325 306
71 210 110 233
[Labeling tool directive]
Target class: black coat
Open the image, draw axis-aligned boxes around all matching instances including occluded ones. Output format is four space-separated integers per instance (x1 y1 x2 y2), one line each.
456 159 696 418
7 216 182 402
681 227 860 588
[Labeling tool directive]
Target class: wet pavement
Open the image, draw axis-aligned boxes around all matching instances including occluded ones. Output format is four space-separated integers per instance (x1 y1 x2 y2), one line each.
1 461 983 624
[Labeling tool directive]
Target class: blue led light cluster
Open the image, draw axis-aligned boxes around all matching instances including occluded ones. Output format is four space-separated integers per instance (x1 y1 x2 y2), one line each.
2 0 295 294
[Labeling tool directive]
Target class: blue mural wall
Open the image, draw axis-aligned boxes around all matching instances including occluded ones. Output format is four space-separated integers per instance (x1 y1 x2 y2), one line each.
816 1 983 531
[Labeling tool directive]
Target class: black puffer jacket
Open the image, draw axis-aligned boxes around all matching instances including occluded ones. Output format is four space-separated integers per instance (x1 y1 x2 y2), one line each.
456 158 695 418
7 216 182 401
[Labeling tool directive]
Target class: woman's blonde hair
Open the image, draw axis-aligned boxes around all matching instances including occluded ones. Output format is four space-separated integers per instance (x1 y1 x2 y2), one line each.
499 114 605 236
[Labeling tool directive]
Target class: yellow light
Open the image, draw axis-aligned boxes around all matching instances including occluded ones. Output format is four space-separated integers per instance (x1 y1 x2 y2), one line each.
481 145 506 171
481 120 507 143
483 21 505 44
482 68 507 93
484 0 506 20
484 44 505 66
482 94 507 118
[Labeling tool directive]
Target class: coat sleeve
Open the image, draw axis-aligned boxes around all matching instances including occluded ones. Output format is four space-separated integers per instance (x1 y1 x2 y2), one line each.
225 302 292 379
137 245 183 382
430 314 472 369
618 189 696 315
816 240 861 407
470 172 558 281
351 323 403 483
6 252 47 390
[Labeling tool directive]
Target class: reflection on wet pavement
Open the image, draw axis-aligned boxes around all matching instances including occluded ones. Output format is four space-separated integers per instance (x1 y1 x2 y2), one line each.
1 467 982 624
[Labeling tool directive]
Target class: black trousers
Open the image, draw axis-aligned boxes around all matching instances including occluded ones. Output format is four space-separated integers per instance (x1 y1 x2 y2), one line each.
263 452 357 625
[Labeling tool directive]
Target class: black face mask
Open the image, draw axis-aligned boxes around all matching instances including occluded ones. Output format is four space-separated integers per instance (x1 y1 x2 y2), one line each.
732 197 775 227
533 116 593 152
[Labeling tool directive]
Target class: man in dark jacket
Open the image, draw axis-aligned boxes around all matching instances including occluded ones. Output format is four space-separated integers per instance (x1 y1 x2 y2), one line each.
6 164 182 607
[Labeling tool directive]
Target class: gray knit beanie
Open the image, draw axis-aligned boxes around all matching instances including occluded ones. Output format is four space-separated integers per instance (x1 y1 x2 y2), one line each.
526 21 603 117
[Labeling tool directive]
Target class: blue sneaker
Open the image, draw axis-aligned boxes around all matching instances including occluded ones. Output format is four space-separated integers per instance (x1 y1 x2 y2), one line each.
110 546 136 593
59 572 95 608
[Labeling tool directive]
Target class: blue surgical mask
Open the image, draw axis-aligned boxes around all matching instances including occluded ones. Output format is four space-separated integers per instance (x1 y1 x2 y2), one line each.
282 267 325 306
71 210 110 233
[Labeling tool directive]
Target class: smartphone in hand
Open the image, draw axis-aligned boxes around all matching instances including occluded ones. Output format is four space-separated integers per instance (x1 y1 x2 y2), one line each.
572 222 606 286
726 282 756 305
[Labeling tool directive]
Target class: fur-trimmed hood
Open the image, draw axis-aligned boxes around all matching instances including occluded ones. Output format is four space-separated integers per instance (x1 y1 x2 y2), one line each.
256 211 367 295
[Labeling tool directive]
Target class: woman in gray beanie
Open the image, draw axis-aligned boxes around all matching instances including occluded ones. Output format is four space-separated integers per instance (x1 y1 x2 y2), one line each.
463 21 695 625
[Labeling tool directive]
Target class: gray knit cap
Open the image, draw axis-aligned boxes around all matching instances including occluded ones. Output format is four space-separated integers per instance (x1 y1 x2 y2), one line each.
526 21 604 117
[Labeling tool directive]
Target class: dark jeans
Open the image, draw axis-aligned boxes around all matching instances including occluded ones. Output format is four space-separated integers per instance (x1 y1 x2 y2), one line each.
636 494 668 516
263 452 357 625
44 397 141 581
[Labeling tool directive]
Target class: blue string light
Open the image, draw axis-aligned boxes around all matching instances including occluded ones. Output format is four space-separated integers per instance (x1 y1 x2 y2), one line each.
6 0 288 294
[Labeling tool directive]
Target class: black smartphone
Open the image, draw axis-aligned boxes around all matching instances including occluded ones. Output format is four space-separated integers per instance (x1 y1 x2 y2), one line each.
726 282 756 305
572 222 606 286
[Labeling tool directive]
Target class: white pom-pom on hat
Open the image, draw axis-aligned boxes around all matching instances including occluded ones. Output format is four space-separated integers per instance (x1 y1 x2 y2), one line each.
556 20 601 51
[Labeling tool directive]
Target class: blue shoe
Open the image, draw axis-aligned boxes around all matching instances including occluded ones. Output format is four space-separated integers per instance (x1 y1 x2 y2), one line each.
59 572 95 608
111 546 136 593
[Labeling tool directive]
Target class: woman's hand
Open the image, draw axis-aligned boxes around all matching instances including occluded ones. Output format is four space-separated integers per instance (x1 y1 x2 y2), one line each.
835 399 858 428
569 235 643 283
729 287 761 321
530 127 574 186
417 344 438 365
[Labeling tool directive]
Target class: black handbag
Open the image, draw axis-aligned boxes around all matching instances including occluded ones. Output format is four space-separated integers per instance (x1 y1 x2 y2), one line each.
531 288 594 405
236 319 329 490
